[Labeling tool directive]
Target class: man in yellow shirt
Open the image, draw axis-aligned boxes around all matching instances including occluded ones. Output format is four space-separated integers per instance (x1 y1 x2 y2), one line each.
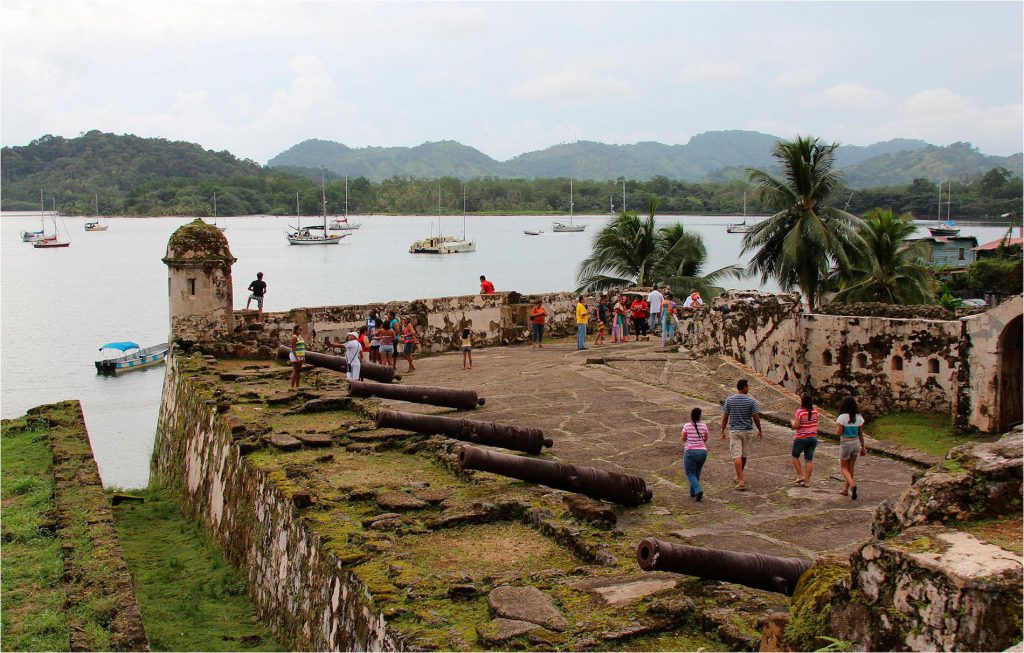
575 296 589 350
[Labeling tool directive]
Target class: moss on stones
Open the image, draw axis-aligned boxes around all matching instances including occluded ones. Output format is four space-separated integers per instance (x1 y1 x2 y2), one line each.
783 563 848 652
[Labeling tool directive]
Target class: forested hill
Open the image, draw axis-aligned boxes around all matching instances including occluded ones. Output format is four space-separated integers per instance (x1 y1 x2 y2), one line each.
1 131 261 210
268 131 1020 187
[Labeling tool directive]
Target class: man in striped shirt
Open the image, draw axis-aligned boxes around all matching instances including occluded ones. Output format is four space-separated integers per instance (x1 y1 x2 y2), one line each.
720 379 762 491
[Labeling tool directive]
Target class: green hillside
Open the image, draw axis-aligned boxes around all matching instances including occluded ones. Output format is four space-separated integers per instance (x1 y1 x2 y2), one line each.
839 142 1023 187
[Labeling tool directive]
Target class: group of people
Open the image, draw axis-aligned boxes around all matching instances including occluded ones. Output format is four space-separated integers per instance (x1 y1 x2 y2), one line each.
682 380 868 501
554 287 705 350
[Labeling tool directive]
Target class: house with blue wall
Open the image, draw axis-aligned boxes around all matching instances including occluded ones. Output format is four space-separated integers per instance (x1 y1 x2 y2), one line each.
909 235 978 270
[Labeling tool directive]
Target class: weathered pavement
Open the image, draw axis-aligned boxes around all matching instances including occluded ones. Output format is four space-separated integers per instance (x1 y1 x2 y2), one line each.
386 338 919 559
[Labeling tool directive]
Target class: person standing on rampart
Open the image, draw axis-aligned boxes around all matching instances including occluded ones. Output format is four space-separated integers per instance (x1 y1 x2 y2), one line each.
720 379 762 491
529 298 547 348
246 272 267 321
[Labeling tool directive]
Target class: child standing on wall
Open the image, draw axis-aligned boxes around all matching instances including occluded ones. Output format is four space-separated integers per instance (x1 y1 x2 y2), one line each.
461 328 473 370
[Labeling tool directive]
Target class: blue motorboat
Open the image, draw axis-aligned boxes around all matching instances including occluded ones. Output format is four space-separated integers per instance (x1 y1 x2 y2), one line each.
95 341 169 375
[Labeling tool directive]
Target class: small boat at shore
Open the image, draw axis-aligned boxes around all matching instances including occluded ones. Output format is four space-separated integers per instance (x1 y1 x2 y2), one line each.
523 230 543 236
95 341 169 375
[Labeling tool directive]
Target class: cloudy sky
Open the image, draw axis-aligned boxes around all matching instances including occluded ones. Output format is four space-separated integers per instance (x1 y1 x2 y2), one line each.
2 1 1021 163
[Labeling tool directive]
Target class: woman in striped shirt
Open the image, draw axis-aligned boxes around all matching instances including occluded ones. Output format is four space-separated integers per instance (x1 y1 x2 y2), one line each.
682 407 710 502
790 394 819 487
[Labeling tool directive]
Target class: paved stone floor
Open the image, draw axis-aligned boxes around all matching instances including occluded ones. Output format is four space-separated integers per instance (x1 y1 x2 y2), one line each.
387 338 920 559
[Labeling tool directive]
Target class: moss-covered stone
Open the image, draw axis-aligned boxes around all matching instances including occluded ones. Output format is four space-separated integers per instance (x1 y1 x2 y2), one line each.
782 562 848 652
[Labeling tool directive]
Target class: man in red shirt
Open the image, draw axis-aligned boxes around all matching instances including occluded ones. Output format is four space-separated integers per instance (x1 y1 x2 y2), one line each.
629 296 649 341
479 275 495 295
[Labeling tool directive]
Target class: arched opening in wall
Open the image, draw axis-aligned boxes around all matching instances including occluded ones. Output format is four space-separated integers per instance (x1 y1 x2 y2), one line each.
891 356 903 371
997 315 1023 431
822 351 833 366
856 353 868 369
928 359 940 374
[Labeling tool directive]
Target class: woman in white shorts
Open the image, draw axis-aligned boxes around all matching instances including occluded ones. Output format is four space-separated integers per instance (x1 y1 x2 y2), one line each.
836 395 867 500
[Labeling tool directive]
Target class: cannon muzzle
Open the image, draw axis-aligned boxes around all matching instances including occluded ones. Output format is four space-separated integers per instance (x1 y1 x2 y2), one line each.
277 346 398 383
375 410 551 454
635 537 812 595
349 380 484 410
458 445 652 506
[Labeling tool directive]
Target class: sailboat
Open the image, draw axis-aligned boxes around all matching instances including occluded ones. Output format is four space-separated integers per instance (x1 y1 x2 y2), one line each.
929 182 960 236
552 179 585 232
287 171 346 245
84 194 108 231
727 192 754 233
21 190 52 242
34 198 71 248
409 186 475 254
329 175 361 231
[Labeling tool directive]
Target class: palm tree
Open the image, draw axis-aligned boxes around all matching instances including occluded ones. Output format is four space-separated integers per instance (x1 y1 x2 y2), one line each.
576 198 743 297
742 136 862 311
832 208 937 304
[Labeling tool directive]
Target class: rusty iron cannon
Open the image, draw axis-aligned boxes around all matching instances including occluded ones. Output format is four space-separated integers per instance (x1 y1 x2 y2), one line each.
375 410 552 455
276 346 398 384
635 537 813 595
457 445 652 506
349 380 485 410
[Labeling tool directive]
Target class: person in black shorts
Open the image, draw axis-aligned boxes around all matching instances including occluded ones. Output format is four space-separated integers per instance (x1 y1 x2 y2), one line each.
246 272 267 321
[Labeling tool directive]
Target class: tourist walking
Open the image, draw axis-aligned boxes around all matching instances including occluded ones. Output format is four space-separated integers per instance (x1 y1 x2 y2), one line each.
720 379 762 491
342 332 362 381
836 396 867 500
647 286 664 334
479 275 495 295
629 295 649 340
377 320 396 367
529 299 547 348
401 317 419 373
682 407 710 501
791 394 819 487
461 327 473 370
661 292 678 346
246 272 267 321
575 296 589 350
288 324 305 389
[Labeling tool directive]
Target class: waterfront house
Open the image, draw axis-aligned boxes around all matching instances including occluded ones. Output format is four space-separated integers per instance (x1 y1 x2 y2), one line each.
972 231 1023 260
908 235 978 270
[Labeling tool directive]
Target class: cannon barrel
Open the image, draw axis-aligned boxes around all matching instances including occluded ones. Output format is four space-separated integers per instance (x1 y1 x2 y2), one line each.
635 537 812 595
376 410 552 454
350 380 485 410
458 445 652 506
276 346 398 383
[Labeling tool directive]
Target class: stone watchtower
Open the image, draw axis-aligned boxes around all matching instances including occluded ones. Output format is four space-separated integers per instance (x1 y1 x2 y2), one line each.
162 219 237 344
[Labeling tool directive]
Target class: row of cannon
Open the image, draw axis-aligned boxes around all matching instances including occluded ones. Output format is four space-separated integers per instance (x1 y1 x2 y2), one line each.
278 344 812 595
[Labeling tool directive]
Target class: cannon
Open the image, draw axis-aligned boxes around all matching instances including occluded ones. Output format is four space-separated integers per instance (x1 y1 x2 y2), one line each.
635 537 813 595
349 380 484 410
375 410 552 455
276 346 398 383
457 445 652 506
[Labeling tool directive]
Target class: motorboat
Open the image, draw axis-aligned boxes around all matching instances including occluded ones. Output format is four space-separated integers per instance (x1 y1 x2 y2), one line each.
552 179 586 233
523 230 544 236
95 341 169 375
409 185 475 254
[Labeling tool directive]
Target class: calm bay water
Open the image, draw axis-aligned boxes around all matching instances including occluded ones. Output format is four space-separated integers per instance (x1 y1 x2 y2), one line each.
1 212 1011 488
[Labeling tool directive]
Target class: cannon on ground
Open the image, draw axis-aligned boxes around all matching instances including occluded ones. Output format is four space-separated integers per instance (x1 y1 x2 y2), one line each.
375 410 551 454
457 445 652 506
635 537 812 595
349 380 484 410
276 346 398 383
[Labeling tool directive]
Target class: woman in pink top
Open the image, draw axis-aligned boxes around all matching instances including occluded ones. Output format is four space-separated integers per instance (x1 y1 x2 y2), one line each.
790 394 819 487
682 407 709 502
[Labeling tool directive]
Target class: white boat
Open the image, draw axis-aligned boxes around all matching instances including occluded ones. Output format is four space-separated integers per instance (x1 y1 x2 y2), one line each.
552 179 586 232
409 185 475 254
287 174 346 245
928 182 960 236
727 192 754 233
95 341 169 375
84 194 108 231
34 197 71 248
22 190 55 242
328 176 361 231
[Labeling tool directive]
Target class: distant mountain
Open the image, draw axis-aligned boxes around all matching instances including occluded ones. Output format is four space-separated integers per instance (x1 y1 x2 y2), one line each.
269 131 1018 187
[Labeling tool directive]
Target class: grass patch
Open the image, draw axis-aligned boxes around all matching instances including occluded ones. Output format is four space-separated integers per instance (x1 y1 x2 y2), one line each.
0 417 68 652
867 412 971 458
956 517 1024 555
111 485 280 652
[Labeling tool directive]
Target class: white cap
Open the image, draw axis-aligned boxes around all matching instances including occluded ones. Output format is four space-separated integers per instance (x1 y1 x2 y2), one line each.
347 332 358 338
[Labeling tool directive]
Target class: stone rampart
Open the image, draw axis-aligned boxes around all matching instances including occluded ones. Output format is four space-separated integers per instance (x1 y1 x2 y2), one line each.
223 291 579 358
152 351 400 651
680 291 1023 429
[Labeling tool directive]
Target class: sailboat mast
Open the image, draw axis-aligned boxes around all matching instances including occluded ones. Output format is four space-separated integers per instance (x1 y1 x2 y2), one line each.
937 182 942 221
947 182 952 221
570 178 574 226
438 185 442 238
344 175 349 219
321 169 327 231
213 192 217 222
622 179 626 212
462 184 467 240
743 191 747 219
39 189 44 229
94 193 99 216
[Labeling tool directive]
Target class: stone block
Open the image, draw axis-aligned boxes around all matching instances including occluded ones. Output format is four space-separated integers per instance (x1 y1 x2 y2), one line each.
562 494 616 528
376 492 428 511
487 585 568 631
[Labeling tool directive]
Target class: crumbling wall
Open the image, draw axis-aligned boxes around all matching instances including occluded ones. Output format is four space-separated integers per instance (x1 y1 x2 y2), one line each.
151 351 401 651
224 291 578 358
959 298 1023 432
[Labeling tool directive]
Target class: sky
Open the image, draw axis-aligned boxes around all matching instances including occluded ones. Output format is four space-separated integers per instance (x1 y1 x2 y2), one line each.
2 1 1022 164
